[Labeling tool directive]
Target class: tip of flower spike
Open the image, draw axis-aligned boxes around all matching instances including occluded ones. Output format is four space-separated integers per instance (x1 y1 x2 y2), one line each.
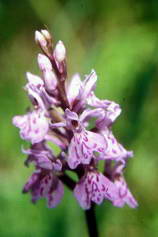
54 40 66 62
37 53 52 72
35 31 47 47
91 69 96 74
41 29 52 41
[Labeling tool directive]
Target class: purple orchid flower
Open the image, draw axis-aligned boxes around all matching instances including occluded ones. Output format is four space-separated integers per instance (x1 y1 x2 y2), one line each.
23 169 64 208
13 109 49 144
12 29 137 213
74 170 118 210
112 162 138 208
23 142 62 171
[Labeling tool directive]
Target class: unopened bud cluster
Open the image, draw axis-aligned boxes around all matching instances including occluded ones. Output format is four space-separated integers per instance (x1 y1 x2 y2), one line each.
13 30 138 209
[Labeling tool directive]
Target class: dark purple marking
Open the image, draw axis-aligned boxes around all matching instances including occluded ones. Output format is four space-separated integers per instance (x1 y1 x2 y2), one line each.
101 184 105 191
37 84 41 89
87 175 93 184
93 143 97 148
45 178 48 184
83 136 88 142
40 187 44 195
111 137 115 144
98 147 104 152
112 149 117 154
76 136 80 145
97 197 100 202
75 146 80 160
82 141 91 150
34 128 39 134
71 119 78 128
96 175 99 182
92 182 99 192
33 118 36 124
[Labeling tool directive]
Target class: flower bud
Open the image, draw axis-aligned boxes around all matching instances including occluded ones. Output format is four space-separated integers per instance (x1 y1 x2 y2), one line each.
37 54 52 72
35 31 47 48
43 70 57 92
41 29 52 42
54 41 66 62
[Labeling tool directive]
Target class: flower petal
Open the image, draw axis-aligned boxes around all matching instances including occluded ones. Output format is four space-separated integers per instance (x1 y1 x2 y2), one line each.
13 110 49 144
101 130 133 161
23 170 64 208
67 130 107 169
74 171 117 209
113 177 138 208
67 73 82 109
47 180 64 208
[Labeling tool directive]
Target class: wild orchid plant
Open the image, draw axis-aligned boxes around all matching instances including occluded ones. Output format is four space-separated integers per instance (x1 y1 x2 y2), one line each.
12 29 138 237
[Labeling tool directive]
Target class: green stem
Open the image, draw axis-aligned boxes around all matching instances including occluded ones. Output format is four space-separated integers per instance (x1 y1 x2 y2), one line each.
85 204 99 237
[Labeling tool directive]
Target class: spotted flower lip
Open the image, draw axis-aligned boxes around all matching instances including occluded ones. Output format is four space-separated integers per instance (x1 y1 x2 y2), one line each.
52 109 111 169
74 171 118 210
23 169 64 208
13 29 137 210
13 110 49 144
68 129 107 169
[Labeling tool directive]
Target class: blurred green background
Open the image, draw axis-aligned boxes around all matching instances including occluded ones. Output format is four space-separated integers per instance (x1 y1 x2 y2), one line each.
0 0 158 236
